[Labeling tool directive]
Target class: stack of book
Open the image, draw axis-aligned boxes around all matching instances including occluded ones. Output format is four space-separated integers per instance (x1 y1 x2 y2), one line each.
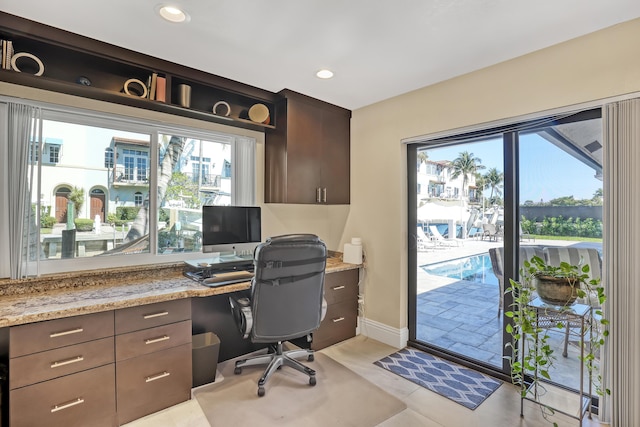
146 72 167 102
1 39 15 70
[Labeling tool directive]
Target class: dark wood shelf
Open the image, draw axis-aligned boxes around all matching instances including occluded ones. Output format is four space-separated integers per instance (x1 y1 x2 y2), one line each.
0 70 275 131
0 11 276 132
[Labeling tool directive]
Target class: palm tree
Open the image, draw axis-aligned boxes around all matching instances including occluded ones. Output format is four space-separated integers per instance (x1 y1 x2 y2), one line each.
484 167 504 204
449 151 485 197
123 135 185 243
417 151 428 164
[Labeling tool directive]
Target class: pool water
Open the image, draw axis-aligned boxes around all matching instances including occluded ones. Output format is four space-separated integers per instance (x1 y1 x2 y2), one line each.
421 253 498 285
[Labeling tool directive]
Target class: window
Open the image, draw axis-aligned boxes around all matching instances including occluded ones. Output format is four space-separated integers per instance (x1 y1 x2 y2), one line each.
48 144 60 163
30 140 39 162
157 134 235 254
104 147 114 168
1 99 257 277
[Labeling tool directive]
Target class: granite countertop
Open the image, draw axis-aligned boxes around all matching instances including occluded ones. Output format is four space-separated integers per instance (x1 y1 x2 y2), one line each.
0 256 360 328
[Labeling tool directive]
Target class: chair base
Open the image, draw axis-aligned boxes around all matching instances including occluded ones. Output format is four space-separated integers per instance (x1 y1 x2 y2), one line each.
234 342 316 396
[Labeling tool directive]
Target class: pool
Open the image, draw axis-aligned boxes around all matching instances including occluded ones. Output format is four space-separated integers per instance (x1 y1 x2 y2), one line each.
421 253 498 285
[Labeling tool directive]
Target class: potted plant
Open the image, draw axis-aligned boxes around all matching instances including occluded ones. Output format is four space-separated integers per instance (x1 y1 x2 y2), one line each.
504 255 609 425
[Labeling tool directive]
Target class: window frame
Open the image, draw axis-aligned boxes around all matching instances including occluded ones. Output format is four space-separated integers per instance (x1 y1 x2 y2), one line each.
2 100 256 277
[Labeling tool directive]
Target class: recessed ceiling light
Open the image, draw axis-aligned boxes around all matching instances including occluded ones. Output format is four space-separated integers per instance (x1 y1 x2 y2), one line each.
157 5 190 23
316 69 334 79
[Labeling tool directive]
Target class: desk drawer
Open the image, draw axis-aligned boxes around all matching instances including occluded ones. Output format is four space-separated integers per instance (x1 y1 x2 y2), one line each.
10 310 114 357
323 269 359 305
10 363 116 427
115 320 192 361
116 343 192 425
10 337 114 390
312 300 357 350
115 298 190 334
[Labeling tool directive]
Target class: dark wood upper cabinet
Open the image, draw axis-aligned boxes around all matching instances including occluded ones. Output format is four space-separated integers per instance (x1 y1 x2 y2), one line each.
265 90 351 204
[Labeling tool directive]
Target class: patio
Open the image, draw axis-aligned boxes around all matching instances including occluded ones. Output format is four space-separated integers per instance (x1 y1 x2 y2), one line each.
415 237 601 393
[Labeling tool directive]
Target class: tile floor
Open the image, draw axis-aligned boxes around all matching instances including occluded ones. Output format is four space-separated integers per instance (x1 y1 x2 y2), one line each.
124 335 607 427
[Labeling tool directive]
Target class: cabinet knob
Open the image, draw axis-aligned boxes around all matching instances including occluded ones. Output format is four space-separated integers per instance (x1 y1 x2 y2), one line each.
322 188 327 203
316 188 321 203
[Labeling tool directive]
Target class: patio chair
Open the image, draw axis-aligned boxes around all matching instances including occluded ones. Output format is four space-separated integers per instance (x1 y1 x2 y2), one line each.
482 223 503 241
488 246 545 316
519 224 534 242
416 226 431 251
428 225 461 247
540 247 603 357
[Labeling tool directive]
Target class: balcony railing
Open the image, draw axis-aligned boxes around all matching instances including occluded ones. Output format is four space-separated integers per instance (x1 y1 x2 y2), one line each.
110 167 149 186
185 172 222 188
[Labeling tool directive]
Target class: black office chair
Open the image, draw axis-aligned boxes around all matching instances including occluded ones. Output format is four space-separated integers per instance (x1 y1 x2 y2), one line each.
229 234 327 396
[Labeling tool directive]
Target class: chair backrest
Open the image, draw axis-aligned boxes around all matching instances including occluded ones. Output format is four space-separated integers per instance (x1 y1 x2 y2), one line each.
428 225 444 240
488 246 545 284
543 247 602 282
417 226 429 241
483 223 497 235
250 234 327 343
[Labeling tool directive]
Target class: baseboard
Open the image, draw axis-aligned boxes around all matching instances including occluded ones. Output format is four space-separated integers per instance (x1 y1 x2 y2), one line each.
357 317 408 349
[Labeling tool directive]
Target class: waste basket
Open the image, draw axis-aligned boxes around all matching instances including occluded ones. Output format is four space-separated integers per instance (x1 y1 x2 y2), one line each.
192 332 220 387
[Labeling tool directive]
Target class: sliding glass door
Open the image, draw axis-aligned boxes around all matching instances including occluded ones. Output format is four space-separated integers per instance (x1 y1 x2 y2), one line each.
408 109 604 389
411 137 505 369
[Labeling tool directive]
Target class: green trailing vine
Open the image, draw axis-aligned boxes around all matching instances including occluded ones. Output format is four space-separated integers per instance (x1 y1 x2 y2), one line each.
504 255 610 425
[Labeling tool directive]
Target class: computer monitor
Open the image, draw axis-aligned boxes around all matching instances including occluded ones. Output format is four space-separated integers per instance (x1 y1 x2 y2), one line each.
201 205 261 255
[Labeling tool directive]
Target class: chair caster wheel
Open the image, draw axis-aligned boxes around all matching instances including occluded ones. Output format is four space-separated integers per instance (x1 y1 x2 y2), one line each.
258 386 265 397
234 367 242 375
309 376 316 386
308 354 314 362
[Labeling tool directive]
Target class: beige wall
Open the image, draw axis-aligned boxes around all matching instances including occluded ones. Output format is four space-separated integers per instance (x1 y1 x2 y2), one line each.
344 18 640 330
4 18 640 325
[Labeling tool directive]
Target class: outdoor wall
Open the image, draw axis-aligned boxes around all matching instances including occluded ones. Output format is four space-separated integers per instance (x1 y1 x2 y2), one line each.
520 205 603 222
343 17 640 334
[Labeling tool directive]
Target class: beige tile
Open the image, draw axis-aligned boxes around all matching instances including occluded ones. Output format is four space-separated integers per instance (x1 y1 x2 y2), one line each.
121 334 606 427
376 408 444 427
121 399 209 427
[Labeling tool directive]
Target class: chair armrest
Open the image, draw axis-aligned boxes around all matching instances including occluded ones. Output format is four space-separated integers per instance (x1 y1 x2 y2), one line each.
229 294 253 339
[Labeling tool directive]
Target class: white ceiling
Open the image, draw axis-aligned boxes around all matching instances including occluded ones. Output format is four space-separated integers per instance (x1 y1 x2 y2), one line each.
2 0 640 110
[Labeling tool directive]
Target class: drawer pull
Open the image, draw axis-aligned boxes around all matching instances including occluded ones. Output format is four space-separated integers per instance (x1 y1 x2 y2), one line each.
51 397 84 413
332 285 346 291
50 328 84 338
145 335 170 345
51 356 84 368
146 371 170 383
332 317 345 323
143 311 169 319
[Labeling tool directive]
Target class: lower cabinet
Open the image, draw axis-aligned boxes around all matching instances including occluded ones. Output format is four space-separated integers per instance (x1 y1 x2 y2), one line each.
115 299 192 425
312 269 360 350
8 299 193 427
116 344 192 425
10 364 116 427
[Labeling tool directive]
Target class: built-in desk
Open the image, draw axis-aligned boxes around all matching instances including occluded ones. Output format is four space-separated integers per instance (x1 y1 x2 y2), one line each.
0 256 360 426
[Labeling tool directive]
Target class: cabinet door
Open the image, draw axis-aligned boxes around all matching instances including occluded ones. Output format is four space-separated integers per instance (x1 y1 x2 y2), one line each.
321 107 351 204
116 344 192 425
285 99 324 203
10 364 116 427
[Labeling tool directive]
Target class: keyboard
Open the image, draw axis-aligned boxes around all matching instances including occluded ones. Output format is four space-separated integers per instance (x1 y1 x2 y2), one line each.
202 270 254 285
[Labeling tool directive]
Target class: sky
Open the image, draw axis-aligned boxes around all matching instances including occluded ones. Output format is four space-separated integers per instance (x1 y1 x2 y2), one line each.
424 134 602 202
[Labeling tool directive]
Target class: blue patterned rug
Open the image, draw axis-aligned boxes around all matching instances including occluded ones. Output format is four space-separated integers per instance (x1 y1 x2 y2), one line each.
374 347 502 410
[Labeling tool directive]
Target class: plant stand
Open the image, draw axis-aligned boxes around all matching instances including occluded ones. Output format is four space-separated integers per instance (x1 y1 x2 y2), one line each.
520 298 593 426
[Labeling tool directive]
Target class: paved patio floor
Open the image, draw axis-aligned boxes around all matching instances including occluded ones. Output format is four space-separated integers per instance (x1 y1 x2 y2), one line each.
415 237 600 393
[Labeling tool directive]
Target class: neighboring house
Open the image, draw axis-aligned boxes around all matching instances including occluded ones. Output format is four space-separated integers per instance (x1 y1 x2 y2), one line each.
34 129 233 225
417 159 476 203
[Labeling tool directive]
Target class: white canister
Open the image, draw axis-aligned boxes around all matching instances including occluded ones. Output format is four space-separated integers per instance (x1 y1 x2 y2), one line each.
343 237 363 264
